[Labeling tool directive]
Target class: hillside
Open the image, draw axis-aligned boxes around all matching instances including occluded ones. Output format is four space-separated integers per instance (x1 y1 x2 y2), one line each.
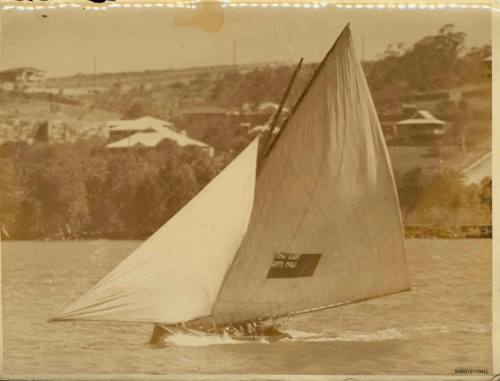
0 25 492 240
36 62 317 121
0 90 120 143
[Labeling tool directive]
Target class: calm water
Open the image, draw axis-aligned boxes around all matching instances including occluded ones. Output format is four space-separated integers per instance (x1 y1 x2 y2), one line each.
1 239 491 375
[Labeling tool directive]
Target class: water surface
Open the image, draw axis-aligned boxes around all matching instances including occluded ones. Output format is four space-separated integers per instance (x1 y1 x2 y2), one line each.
1 239 491 375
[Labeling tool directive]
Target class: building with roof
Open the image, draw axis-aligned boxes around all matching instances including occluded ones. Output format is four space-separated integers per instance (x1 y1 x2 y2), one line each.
395 110 447 141
0 67 45 89
108 116 175 141
106 116 214 156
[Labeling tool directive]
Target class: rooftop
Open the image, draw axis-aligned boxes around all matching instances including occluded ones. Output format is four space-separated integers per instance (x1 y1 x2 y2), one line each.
106 129 210 149
0 67 45 74
107 116 174 133
396 110 446 126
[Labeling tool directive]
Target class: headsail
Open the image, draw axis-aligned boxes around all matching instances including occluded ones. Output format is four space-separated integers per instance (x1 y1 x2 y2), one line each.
212 25 410 325
51 139 259 324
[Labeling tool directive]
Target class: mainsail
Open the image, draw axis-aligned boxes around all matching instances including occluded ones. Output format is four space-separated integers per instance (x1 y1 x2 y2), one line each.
51 139 258 324
51 24 409 327
212 25 409 324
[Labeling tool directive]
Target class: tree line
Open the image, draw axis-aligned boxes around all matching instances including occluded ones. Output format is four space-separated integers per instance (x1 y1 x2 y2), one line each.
0 137 491 240
0 24 491 240
366 24 491 109
94 24 490 120
0 139 231 240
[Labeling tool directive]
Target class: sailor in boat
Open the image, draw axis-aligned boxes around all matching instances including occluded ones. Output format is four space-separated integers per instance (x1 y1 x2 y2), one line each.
149 318 289 344
258 320 291 338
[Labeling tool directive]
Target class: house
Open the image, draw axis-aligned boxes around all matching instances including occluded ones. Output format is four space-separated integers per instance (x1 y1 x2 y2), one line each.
0 67 45 89
33 120 75 144
107 116 175 141
106 116 214 156
461 151 491 185
395 110 447 141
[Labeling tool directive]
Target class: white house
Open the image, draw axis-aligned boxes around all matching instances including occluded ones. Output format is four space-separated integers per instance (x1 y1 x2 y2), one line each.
107 116 175 141
0 67 46 90
0 67 45 84
395 110 447 140
106 116 214 157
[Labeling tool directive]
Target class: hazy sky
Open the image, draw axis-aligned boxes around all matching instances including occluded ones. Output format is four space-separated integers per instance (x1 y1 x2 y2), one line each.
0 7 491 77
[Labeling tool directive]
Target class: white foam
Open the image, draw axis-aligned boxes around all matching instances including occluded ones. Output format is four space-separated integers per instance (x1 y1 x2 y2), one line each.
163 333 270 347
330 328 406 342
161 323 489 347
283 328 406 342
283 329 322 339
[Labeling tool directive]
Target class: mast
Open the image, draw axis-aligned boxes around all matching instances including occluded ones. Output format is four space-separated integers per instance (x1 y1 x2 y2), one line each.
261 58 303 159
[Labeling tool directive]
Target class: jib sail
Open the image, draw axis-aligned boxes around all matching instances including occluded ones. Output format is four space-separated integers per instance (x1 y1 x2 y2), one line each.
50 139 258 324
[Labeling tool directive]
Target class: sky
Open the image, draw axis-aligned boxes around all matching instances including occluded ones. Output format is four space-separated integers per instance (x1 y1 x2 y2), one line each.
0 6 491 77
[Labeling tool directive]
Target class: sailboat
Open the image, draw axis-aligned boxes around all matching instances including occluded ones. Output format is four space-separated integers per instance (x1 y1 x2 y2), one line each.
49 25 410 344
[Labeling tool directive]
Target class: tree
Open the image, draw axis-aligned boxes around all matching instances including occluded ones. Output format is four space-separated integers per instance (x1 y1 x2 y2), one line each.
123 103 145 119
402 24 466 91
14 143 90 238
478 177 492 211
408 169 489 225
395 167 424 218
0 157 24 237
367 24 469 100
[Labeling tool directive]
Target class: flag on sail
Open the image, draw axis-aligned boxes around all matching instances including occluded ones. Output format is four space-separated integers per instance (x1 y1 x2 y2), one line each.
267 252 322 279
50 139 259 324
211 25 410 325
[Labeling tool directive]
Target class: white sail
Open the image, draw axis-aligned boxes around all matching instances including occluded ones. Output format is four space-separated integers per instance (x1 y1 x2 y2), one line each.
51 139 259 324
212 26 410 325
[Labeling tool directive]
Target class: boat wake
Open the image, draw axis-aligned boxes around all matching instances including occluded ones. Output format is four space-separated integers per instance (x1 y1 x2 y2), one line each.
282 323 490 343
158 323 489 347
158 328 406 347
282 328 406 342
162 333 271 347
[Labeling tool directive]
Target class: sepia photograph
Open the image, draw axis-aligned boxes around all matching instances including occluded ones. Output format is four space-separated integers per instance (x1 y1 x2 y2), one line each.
0 2 493 376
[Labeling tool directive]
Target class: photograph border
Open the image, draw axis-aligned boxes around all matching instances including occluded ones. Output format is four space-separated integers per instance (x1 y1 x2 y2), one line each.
0 0 497 378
